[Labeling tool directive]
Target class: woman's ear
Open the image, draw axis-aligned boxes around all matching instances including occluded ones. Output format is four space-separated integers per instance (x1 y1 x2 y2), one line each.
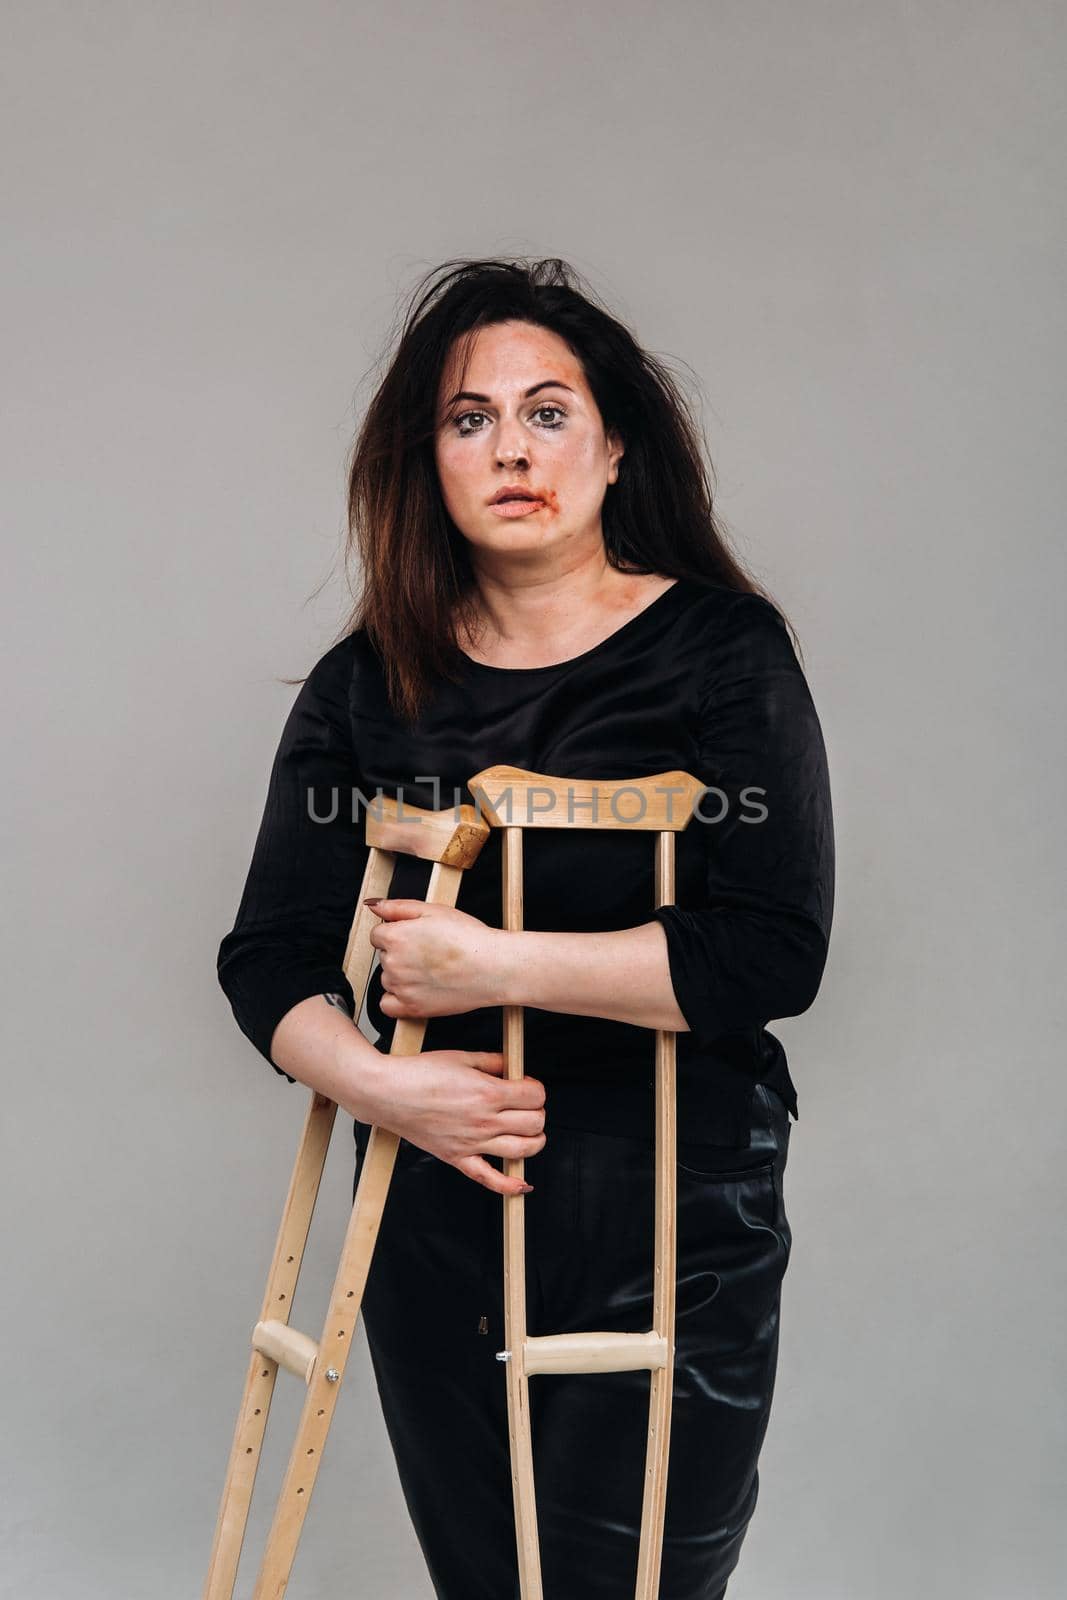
607 427 625 484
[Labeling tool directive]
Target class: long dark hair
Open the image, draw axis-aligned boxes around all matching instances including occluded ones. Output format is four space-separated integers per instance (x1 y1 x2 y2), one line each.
325 256 792 723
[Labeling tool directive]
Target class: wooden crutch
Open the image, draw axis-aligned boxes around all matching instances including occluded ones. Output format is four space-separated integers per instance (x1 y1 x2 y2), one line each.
467 764 707 1600
203 792 491 1600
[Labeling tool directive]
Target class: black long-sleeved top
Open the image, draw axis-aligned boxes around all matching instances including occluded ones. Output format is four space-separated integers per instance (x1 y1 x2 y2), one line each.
216 578 835 1146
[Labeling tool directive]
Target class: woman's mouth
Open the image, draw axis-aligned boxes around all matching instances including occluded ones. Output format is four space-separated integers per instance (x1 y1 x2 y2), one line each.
488 496 546 518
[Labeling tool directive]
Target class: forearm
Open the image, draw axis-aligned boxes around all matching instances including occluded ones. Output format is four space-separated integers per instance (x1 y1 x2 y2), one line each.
498 922 690 1033
270 994 388 1118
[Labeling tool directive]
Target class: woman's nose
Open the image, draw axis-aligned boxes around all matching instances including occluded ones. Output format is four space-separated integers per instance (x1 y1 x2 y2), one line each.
496 431 529 468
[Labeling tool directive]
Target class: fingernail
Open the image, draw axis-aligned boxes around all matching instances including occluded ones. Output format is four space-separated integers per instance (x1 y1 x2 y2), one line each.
519 1183 534 1194
363 897 382 906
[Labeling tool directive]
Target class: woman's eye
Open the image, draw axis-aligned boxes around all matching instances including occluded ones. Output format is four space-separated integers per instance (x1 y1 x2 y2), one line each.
453 404 566 436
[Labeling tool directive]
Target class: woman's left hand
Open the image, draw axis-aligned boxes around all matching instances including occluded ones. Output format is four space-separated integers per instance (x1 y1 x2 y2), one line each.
365 898 511 1018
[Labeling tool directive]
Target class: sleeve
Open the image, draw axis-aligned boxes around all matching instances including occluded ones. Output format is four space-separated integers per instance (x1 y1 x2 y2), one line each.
216 636 370 1082
648 593 835 1046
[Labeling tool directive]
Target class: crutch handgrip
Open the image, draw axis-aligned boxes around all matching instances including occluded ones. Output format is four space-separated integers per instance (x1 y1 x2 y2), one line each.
508 1330 671 1376
251 1320 320 1385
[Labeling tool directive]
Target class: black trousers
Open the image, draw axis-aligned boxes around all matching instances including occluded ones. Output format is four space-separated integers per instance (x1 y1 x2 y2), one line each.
352 1083 792 1600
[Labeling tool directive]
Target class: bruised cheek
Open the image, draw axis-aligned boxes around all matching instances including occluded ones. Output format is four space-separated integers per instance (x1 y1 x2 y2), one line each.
445 475 484 526
435 444 473 506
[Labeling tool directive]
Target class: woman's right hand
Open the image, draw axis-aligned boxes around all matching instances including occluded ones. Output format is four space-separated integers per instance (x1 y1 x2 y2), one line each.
348 1047 546 1196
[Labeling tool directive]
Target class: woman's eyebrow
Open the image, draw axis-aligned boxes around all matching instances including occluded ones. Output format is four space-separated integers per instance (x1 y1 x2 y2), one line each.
444 380 576 406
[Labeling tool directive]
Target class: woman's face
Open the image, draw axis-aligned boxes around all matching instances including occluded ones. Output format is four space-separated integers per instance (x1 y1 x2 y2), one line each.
433 320 624 569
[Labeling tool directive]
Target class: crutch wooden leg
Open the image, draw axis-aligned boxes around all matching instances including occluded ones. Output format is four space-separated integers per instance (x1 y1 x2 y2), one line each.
468 765 706 1600
204 797 490 1600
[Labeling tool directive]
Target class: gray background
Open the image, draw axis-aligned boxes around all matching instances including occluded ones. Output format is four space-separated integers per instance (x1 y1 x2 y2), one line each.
3 3 1064 1597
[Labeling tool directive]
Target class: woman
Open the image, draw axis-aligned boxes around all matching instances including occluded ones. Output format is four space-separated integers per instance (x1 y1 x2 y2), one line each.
217 256 835 1599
